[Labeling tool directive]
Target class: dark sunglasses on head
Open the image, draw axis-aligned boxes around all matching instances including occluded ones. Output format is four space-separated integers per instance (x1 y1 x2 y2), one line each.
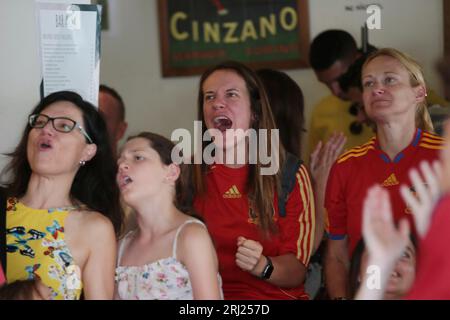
28 113 93 144
348 103 363 135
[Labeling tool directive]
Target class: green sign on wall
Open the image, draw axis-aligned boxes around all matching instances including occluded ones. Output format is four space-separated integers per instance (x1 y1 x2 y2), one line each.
158 0 310 77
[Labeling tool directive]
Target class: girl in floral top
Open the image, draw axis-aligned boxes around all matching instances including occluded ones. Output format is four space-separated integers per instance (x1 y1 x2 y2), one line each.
115 132 223 300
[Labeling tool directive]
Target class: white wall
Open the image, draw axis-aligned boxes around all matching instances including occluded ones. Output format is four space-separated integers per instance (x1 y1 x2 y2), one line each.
0 0 444 172
0 0 41 170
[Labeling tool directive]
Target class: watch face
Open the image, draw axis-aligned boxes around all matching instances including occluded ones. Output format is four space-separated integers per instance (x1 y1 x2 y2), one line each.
261 257 274 279
264 264 274 279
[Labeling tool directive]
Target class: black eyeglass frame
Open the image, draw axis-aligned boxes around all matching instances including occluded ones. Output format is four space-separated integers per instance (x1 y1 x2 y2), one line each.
28 113 93 144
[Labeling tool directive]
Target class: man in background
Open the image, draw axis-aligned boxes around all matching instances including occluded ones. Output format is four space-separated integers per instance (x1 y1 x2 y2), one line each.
308 30 450 157
308 30 374 158
99 84 128 155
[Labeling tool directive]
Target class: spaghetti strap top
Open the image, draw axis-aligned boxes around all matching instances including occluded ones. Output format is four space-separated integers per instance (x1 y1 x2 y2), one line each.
117 219 204 264
115 219 222 300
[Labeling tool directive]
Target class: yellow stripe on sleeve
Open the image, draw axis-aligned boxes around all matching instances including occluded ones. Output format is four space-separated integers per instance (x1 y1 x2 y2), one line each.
337 146 375 163
296 165 315 266
339 139 376 158
419 143 445 150
421 137 445 145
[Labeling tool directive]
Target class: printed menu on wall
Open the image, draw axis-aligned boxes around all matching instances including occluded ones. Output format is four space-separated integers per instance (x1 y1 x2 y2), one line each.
37 2 102 106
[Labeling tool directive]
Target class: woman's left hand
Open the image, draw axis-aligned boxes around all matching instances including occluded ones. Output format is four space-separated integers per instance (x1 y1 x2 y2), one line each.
235 236 265 276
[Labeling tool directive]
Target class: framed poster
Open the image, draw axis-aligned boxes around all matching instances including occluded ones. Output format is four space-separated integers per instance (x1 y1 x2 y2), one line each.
158 0 310 77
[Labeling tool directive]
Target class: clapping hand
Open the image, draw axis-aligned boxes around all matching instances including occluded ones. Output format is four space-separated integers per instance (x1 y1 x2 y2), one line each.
362 186 410 268
309 132 347 187
400 161 442 238
356 185 410 300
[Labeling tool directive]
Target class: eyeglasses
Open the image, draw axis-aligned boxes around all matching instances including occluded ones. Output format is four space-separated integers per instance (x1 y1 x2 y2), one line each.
28 114 93 144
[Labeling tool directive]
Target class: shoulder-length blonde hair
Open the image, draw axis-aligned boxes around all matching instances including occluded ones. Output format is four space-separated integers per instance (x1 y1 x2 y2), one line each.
194 61 286 235
362 48 434 132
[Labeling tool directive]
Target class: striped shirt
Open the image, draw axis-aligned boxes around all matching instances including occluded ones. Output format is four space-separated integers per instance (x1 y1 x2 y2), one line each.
325 129 444 256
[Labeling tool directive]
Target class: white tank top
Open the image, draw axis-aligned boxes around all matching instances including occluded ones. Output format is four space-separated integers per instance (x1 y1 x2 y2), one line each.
115 219 222 300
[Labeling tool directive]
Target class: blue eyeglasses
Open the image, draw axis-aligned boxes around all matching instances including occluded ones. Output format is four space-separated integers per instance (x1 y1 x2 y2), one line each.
29 113 93 144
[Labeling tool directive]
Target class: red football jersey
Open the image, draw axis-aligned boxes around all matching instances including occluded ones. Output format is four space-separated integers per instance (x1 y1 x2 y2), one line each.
407 194 450 299
194 163 315 300
325 129 444 256
0 264 5 286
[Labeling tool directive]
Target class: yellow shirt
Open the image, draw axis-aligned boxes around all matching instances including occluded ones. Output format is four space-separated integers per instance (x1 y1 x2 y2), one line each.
6 198 83 300
307 95 374 161
428 89 450 108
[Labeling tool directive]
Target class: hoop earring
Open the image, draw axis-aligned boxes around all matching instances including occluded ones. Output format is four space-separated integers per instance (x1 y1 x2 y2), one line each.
79 160 86 166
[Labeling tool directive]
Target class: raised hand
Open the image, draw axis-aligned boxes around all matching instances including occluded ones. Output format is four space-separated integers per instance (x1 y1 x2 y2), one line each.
356 185 410 300
309 132 347 250
362 185 410 266
309 132 347 186
400 160 442 238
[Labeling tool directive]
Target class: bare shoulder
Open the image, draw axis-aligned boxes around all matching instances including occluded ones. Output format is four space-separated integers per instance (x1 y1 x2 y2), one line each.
177 220 213 251
176 219 218 269
75 209 115 239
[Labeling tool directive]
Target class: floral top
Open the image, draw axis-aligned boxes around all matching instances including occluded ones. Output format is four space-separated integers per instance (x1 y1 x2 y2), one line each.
115 219 223 300
6 198 83 300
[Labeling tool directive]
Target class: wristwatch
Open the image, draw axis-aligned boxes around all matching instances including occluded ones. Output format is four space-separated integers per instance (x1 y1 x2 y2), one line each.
259 256 274 280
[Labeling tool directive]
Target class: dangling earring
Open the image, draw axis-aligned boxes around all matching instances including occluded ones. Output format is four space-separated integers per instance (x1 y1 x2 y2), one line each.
79 160 86 166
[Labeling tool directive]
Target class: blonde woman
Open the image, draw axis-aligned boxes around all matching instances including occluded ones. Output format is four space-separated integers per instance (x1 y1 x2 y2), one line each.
324 48 445 299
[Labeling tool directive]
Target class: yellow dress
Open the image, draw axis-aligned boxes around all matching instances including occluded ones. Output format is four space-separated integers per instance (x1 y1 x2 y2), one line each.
6 198 83 300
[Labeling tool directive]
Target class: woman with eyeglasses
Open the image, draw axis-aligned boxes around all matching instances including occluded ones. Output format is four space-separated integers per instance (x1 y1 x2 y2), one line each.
323 48 444 300
0 91 123 299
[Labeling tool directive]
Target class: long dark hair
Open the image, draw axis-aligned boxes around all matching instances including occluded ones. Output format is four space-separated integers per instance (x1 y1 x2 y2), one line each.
1 91 123 235
126 132 193 215
194 61 286 235
257 68 305 158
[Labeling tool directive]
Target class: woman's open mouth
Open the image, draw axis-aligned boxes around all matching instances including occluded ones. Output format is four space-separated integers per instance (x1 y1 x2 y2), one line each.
213 116 233 132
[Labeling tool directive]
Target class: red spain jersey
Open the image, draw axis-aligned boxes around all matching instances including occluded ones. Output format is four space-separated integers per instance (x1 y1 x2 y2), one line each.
325 129 444 256
407 194 450 299
193 163 315 300
0 264 5 286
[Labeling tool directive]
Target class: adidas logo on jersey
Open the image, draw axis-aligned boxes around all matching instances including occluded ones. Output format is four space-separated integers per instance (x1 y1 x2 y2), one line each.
382 173 399 187
223 185 242 198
